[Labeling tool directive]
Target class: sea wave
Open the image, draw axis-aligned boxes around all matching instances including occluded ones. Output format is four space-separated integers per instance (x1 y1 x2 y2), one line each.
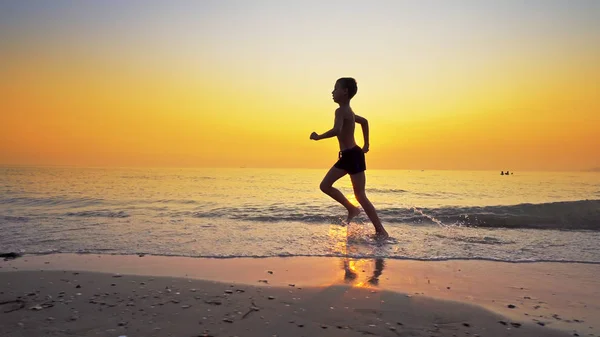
154 199 199 205
369 188 408 194
409 199 600 230
65 210 130 218
1 215 30 222
190 200 600 230
2 194 598 230
0 196 106 207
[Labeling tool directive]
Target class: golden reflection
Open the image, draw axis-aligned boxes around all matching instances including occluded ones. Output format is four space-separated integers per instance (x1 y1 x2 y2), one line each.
328 225 352 256
328 223 386 289
346 194 360 207
342 258 385 288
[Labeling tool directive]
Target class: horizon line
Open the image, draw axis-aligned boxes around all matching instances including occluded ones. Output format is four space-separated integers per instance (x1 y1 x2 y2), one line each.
0 164 597 173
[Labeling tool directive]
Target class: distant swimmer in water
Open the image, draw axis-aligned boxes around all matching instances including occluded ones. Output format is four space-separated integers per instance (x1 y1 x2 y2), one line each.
310 77 389 240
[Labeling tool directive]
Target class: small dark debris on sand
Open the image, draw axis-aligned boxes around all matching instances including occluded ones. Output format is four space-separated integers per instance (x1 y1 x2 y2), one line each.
0 252 22 261
204 300 222 306
0 299 25 313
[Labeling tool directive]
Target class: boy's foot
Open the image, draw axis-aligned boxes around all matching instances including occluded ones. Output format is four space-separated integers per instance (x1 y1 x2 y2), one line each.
373 231 389 241
346 206 361 223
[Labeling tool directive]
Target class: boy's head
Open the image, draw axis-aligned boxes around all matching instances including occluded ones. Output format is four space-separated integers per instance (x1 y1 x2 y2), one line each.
332 77 357 103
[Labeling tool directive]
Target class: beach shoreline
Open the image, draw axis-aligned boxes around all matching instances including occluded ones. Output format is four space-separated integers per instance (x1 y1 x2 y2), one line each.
1 254 598 336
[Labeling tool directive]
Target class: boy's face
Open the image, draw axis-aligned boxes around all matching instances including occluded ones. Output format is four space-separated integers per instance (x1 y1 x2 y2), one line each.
331 81 347 103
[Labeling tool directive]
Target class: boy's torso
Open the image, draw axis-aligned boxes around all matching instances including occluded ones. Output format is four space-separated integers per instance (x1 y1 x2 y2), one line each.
337 107 358 151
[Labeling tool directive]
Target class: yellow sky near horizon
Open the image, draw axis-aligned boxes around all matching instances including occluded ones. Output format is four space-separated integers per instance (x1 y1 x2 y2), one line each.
1 1 599 171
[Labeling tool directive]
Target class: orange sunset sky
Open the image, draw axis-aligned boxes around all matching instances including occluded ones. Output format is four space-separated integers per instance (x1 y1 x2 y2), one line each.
1 1 599 171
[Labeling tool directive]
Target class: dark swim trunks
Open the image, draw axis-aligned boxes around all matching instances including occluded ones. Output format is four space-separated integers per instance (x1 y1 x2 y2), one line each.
334 145 366 174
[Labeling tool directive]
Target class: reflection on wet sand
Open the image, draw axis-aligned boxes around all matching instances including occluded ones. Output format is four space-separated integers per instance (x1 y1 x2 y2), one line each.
342 258 385 287
328 222 388 288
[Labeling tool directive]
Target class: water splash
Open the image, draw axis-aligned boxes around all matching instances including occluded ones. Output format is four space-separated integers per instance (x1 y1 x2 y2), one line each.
411 206 452 229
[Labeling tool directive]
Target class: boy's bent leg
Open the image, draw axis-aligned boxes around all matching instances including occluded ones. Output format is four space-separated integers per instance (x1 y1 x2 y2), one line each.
320 167 361 222
349 171 388 238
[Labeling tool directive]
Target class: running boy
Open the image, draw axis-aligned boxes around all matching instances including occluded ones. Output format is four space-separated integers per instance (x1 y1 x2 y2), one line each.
310 77 389 239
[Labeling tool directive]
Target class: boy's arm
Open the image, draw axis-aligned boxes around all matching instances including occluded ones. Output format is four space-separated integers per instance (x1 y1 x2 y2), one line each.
355 114 370 152
311 109 343 140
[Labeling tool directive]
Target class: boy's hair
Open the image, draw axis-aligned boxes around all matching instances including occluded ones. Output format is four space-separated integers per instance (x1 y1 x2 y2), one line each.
337 77 358 99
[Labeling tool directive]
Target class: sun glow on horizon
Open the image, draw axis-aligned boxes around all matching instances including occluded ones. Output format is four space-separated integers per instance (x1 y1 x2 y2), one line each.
1 1 599 171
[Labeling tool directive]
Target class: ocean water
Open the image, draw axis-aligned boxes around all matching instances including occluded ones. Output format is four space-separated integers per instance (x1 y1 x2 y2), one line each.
1 167 599 263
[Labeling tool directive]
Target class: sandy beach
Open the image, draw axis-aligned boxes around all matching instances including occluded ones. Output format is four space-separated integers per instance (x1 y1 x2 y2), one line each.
3 0 600 336
2 254 598 337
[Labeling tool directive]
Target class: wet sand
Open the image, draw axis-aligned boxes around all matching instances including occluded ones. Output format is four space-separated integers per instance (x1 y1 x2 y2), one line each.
1 254 598 336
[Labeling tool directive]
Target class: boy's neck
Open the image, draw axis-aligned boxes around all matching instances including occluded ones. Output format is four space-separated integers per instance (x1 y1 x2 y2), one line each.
337 100 350 108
